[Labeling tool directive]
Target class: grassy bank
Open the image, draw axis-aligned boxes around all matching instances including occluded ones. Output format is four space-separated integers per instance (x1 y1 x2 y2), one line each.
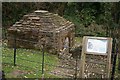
2 46 59 78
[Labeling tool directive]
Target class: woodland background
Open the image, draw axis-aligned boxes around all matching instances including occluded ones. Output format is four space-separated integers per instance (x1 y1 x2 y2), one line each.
2 2 120 72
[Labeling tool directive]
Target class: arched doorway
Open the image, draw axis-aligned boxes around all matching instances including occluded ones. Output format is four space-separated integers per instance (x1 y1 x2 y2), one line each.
63 37 70 54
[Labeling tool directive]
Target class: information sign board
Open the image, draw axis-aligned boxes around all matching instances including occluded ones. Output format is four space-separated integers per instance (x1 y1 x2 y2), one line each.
80 36 112 78
86 38 108 54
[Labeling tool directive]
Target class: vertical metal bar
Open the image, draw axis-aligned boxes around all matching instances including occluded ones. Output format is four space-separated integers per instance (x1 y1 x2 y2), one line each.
74 56 77 80
14 34 17 66
111 38 117 80
42 44 44 79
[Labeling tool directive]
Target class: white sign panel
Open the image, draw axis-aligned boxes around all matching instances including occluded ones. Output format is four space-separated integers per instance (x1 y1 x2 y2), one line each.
87 39 108 53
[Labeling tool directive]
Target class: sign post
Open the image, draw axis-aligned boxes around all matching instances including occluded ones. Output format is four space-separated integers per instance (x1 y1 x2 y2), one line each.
80 36 112 78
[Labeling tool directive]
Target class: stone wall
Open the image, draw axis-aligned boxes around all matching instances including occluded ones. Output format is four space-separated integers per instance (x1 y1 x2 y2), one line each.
7 10 75 54
7 26 74 54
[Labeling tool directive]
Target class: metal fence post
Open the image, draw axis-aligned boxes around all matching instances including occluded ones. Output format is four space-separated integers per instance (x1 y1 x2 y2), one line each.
42 44 45 79
41 37 46 79
111 38 117 80
74 56 78 80
14 34 17 66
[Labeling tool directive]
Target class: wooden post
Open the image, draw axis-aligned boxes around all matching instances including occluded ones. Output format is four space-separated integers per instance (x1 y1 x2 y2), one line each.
80 36 86 78
106 38 112 78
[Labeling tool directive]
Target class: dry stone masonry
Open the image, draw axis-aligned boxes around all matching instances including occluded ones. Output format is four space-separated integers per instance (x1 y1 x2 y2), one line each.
7 10 75 54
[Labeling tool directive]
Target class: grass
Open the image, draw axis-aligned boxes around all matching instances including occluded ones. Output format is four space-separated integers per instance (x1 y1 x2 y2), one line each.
2 37 120 78
2 45 59 78
75 37 83 44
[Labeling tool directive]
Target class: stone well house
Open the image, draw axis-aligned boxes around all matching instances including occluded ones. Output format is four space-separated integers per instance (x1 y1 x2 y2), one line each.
7 10 75 54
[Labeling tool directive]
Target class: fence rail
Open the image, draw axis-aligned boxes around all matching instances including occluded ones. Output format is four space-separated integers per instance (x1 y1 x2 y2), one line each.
2 36 117 79
2 36 79 78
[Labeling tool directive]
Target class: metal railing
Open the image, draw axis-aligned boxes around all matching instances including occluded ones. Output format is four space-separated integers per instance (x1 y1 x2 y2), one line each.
2 36 79 79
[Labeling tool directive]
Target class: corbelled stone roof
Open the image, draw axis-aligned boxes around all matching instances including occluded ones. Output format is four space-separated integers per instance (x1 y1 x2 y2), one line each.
10 10 74 32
